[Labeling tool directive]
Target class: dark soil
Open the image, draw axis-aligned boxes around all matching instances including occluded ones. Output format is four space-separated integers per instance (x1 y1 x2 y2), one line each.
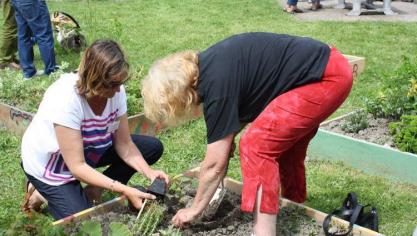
66 178 325 235
321 114 396 148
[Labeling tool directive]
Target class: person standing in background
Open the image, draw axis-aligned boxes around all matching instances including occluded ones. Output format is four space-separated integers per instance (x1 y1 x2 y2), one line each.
0 0 20 70
10 0 57 79
283 0 303 13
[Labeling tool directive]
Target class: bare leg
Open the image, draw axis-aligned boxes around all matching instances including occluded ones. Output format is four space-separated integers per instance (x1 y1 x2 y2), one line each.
253 186 277 236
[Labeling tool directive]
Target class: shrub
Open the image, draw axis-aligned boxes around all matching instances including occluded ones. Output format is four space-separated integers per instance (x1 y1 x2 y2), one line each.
365 57 417 119
125 65 145 116
0 62 69 113
389 115 417 153
340 110 369 133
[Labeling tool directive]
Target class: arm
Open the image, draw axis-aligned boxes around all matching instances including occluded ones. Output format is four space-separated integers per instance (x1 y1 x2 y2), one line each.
55 124 155 209
113 114 169 183
193 133 234 212
172 133 234 226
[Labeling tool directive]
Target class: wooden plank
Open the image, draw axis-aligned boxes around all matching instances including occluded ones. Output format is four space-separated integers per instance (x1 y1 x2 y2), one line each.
0 102 33 136
308 128 417 185
53 196 126 226
343 54 366 78
0 104 157 137
127 113 163 136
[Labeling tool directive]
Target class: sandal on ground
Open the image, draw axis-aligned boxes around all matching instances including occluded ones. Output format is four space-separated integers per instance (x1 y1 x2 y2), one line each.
310 3 323 11
283 6 304 14
21 178 47 216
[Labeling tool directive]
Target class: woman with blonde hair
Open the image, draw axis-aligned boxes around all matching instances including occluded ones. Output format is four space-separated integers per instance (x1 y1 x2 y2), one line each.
21 39 168 220
143 32 352 235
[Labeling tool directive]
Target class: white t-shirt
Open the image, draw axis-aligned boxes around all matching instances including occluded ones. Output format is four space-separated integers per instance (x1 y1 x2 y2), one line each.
21 73 127 186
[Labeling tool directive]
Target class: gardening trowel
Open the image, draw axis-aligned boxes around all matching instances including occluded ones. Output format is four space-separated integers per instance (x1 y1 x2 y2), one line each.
201 144 235 219
201 178 227 219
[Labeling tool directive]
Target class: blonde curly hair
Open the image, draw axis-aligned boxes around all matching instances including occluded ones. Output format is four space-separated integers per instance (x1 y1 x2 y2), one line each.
141 51 200 126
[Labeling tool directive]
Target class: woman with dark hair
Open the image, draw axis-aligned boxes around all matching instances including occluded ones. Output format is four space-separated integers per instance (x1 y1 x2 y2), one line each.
21 39 168 220
142 32 352 235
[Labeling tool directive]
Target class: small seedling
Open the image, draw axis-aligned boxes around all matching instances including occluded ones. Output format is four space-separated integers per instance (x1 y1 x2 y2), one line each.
340 110 369 133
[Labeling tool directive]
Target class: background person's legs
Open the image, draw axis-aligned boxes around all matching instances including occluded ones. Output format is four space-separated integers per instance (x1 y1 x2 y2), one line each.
285 0 303 13
0 0 19 69
28 0 56 75
26 0 56 75
11 0 37 77
11 0 56 77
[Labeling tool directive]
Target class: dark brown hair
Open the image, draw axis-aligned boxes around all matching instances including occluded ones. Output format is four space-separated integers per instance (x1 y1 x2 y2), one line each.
77 39 129 98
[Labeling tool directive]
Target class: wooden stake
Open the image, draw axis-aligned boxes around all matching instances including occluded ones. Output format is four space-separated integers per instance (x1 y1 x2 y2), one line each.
136 199 148 220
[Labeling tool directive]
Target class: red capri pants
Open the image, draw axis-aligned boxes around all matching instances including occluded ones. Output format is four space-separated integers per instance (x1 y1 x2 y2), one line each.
239 48 353 214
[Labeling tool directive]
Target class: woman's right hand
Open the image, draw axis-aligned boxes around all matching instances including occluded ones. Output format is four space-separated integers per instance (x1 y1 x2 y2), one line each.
122 186 156 209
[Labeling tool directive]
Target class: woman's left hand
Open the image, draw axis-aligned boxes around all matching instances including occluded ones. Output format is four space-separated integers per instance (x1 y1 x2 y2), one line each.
146 169 170 185
172 207 200 228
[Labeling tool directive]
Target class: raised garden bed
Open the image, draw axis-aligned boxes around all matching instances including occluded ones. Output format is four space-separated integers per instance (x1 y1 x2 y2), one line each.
0 101 156 137
54 168 382 236
308 110 417 185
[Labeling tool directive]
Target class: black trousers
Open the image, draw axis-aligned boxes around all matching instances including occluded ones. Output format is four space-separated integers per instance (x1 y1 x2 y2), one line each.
24 134 163 220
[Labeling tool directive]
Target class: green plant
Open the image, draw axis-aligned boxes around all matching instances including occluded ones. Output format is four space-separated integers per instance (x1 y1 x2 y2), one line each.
77 221 101 236
389 115 417 153
407 78 417 99
125 66 145 116
364 91 412 120
340 110 369 133
159 225 181 236
108 222 132 236
365 57 417 119
0 61 69 113
5 212 65 236
73 220 132 236
132 202 165 235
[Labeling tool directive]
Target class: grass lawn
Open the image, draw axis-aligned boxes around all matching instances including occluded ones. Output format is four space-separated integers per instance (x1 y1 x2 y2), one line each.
1 0 417 115
1 0 417 235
